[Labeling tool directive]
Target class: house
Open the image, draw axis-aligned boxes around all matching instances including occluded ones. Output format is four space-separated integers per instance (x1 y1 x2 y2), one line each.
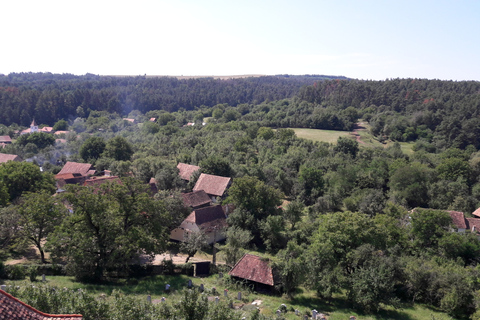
193 173 232 201
149 117 156 122
170 205 227 244
57 161 95 176
448 210 467 233
0 153 23 163
0 135 12 144
0 288 83 319
39 126 54 133
177 163 200 181
83 176 121 187
228 254 280 291
466 218 480 235
55 173 88 190
123 118 136 123
181 190 211 209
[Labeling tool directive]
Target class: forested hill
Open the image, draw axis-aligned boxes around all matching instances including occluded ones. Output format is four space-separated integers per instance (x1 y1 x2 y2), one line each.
0 73 337 126
297 78 480 149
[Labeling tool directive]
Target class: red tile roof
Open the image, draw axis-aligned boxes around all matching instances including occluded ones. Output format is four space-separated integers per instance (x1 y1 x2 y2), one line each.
177 163 200 181
0 153 22 163
57 162 93 176
0 289 83 319
184 205 227 232
229 254 275 286
448 211 467 229
83 176 121 187
193 173 231 197
0 135 12 143
182 190 211 208
466 218 480 233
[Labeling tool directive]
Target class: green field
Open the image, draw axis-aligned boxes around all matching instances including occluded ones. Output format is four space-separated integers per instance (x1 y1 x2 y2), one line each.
3 275 453 320
291 125 415 155
291 128 352 144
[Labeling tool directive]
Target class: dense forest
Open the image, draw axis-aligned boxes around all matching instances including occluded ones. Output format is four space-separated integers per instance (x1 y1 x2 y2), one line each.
2 73 480 319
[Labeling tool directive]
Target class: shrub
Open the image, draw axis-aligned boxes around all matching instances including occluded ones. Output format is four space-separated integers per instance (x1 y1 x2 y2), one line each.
6 265 25 280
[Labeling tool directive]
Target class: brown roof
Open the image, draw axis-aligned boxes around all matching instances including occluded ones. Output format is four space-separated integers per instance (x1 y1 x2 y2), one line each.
0 289 83 319
448 211 467 229
0 153 22 163
177 163 200 181
83 176 121 187
193 173 231 197
184 205 227 232
466 218 480 233
57 162 93 176
0 135 12 143
182 190 211 208
229 254 275 286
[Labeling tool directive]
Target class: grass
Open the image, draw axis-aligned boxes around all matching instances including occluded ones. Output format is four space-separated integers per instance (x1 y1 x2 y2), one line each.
3 275 454 320
291 128 352 144
291 122 416 156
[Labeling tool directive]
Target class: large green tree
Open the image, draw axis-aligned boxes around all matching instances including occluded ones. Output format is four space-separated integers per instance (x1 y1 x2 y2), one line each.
0 161 55 203
79 136 106 162
48 178 172 281
103 136 134 161
15 191 66 263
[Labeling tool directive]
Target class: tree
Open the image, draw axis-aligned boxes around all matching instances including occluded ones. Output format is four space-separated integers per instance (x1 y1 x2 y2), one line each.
103 136 134 161
225 176 282 244
48 178 171 281
334 136 359 157
16 132 55 149
180 230 209 263
409 208 452 251
388 162 432 208
274 241 306 296
200 156 233 177
219 226 253 266
0 161 55 203
15 191 66 263
52 119 68 131
79 136 106 162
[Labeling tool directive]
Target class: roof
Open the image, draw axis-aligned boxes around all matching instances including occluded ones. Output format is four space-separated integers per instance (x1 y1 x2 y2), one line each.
0 153 22 163
39 127 53 133
448 211 467 229
466 218 480 233
83 176 121 187
0 135 12 143
184 205 227 232
177 163 200 181
193 173 231 197
0 289 83 319
182 190 211 208
229 254 275 286
57 162 93 176
54 131 70 135
30 119 37 127
473 207 480 218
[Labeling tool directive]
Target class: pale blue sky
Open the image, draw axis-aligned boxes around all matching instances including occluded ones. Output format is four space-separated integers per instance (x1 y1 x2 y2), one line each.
1 0 479 80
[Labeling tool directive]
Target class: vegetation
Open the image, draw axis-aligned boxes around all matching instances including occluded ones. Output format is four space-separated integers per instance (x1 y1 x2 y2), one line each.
1 73 480 319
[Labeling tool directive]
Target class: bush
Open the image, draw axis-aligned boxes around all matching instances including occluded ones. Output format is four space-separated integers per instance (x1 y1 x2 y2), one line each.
6 265 25 280
28 265 38 282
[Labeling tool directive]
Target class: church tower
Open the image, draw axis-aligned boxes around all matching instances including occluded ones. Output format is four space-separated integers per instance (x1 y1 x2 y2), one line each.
30 119 38 133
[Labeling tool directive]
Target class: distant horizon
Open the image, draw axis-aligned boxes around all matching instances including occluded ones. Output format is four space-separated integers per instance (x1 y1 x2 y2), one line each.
2 71 479 82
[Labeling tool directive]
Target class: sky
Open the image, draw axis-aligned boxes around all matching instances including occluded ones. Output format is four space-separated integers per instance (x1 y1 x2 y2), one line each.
1 0 479 81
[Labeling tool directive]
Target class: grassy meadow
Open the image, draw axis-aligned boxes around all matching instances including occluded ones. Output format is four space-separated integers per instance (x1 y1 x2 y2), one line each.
2 272 454 320
291 122 415 155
